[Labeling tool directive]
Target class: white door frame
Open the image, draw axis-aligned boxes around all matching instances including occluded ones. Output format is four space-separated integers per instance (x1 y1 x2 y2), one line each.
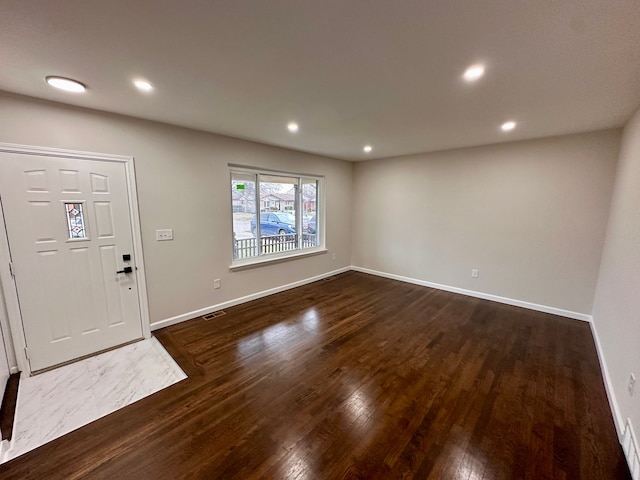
0 142 151 376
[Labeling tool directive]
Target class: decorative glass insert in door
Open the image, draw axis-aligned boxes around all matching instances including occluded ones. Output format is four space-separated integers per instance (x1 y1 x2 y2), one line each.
65 202 87 239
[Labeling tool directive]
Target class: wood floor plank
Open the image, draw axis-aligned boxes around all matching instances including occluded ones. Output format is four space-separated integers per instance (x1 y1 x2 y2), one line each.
0 373 20 441
0 271 630 479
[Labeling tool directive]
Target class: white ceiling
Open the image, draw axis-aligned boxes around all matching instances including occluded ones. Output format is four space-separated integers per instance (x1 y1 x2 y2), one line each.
1 0 640 161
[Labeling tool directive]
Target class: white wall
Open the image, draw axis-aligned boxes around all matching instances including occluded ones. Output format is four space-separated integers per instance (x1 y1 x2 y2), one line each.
352 130 620 315
592 106 640 434
0 92 353 326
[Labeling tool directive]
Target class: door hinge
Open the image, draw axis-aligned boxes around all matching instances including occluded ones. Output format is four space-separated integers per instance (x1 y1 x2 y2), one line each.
8 261 15 278
24 346 29 360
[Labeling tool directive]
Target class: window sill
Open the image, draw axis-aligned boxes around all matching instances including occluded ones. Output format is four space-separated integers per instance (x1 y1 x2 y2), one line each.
229 248 328 271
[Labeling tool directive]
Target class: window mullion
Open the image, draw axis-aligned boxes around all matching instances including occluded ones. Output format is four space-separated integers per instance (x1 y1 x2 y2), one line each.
255 174 261 257
296 178 302 250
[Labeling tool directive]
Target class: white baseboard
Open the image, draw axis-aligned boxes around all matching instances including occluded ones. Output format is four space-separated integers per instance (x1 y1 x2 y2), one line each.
351 266 592 322
591 318 640 476
154 264 592 331
589 320 624 436
150 266 351 331
623 419 640 480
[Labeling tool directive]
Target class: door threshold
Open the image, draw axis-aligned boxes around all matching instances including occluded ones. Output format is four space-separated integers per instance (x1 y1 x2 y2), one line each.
30 337 145 376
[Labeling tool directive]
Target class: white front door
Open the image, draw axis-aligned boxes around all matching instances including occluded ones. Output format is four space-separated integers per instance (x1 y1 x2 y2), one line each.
0 152 144 372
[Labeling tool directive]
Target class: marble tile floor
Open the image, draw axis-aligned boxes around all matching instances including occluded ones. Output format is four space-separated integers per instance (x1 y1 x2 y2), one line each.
0 337 187 463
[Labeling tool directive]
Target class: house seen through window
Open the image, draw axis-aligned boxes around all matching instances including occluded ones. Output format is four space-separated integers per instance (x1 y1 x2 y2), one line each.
231 168 321 262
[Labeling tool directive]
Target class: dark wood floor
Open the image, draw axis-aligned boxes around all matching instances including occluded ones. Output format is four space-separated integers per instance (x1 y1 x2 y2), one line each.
0 271 629 479
0 373 20 441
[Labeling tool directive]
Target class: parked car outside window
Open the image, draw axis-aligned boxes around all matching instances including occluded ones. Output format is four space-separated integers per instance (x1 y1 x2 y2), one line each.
251 212 296 235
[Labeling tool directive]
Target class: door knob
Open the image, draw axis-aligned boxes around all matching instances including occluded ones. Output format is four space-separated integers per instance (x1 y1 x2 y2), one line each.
116 266 133 274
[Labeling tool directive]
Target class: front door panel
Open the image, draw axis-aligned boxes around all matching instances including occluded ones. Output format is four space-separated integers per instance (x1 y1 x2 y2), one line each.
0 153 143 371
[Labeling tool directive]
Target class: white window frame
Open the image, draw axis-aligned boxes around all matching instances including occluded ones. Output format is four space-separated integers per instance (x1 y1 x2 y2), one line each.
229 165 326 269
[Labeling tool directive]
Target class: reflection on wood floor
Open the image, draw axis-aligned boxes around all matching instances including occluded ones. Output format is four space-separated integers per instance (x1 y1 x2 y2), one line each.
0 271 630 479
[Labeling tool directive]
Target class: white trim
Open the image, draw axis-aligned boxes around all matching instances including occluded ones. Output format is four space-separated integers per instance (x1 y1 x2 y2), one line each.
151 266 350 331
153 264 595 331
123 157 152 340
0 196 28 375
228 163 324 180
0 142 151 376
229 165 325 268
0 142 133 162
623 419 640 480
0 288 18 374
590 315 640 475
230 248 327 270
350 266 592 322
588 320 624 436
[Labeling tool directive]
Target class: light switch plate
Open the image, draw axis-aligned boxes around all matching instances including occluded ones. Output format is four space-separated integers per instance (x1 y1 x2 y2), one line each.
156 229 173 241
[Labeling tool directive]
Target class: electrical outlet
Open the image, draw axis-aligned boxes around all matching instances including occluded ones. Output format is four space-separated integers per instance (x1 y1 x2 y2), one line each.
332 253 336 261
629 373 636 396
156 229 173 241
471 269 479 278
214 279 221 289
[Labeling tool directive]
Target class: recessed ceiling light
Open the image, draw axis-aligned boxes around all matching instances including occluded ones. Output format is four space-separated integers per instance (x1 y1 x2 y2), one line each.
363 145 373 153
501 121 517 132
134 79 153 92
463 64 485 82
45 76 86 93
287 122 299 133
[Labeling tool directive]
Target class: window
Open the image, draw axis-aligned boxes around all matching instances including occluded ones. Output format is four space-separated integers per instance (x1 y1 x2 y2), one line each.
230 167 322 264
